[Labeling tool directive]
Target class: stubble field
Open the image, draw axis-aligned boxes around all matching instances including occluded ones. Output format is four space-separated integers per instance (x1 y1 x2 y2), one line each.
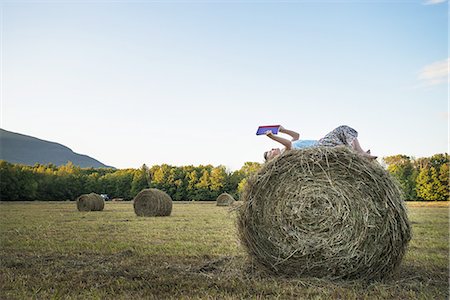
0 201 448 299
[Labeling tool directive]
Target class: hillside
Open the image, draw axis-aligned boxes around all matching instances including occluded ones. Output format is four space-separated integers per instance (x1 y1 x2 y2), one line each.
0 129 114 168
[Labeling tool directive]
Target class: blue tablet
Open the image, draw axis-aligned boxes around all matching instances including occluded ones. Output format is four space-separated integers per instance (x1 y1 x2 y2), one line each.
256 125 280 135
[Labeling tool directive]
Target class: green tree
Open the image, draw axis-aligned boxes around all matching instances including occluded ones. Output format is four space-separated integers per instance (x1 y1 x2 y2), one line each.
384 155 417 200
429 154 449 170
414 154 449 201
236 162 261 195
187 169 199 200
416 167 441 201
131 164 150 197
100 170 134 200
195 169 211 200
85 173 101 193
437 164 449 201
210 166 227 198
240 162 262 176
224 170 243 199
0 161 19 200
0 162 39 201
151 164 171 191
168 167 187 200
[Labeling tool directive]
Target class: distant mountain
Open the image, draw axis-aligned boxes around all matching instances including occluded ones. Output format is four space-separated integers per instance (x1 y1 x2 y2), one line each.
0 129 114 168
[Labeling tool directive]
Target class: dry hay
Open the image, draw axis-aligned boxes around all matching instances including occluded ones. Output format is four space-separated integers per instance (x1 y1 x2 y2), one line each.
133 188 173 217
76 193 105 211
216 193 235 206
237 146 411 281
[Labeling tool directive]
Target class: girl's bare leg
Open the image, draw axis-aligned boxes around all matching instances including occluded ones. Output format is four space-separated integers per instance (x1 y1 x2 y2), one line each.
351 138 377 159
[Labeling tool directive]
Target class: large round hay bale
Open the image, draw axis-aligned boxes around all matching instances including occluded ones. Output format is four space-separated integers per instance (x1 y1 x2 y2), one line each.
216 193 235 206
133 188 173 217
76 193 105 211
238 146 411 280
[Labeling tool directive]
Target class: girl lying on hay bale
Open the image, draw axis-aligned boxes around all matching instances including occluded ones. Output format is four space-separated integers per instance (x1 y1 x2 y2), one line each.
263 125 377 161
241 128 410 280
238 146 411 280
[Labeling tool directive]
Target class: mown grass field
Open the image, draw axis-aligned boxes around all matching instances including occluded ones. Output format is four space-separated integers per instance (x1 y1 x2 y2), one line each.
0 201 448 299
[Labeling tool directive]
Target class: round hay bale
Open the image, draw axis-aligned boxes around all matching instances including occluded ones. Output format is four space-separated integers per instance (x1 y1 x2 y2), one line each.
76 193 105 212
216 193 235 206
133 188 172 217
238 146 411 280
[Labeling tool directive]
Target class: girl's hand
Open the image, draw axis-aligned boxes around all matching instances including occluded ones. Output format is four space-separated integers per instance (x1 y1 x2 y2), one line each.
265 130 274 136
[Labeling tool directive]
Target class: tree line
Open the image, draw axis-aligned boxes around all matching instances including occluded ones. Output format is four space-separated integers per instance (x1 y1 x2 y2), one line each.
383 153 448 201
0 160 261 201
0 153 448 201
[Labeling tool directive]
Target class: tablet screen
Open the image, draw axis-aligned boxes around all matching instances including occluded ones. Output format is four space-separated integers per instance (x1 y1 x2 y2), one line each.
256 125 280 135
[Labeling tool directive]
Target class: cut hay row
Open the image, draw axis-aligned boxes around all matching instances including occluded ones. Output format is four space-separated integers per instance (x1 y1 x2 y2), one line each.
216 193 235 206
76 193 105 211
238 146 411 280
133 188 173 217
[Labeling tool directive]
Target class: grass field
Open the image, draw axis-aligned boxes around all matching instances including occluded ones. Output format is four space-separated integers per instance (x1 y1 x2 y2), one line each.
0 201 448 299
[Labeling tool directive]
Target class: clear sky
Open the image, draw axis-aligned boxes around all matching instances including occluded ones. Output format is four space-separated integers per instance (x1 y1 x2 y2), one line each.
1 0 448 171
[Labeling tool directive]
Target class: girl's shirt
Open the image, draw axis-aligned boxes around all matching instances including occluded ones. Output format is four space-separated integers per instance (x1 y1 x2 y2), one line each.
292 140 318 150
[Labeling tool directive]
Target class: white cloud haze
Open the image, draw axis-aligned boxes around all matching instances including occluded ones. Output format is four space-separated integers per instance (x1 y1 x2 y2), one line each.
423 0 448 5
418 58 449 86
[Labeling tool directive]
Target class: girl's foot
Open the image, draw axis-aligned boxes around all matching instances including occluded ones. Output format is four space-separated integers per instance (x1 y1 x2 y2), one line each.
362 152 377 160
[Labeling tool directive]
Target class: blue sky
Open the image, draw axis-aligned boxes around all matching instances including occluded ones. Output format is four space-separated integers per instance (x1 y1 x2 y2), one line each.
1 0 448 170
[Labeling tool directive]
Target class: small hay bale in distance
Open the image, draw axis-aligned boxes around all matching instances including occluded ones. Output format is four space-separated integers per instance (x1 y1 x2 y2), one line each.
76 193 105 212
133 188 173 217
238 146 411 281
216 193 235 206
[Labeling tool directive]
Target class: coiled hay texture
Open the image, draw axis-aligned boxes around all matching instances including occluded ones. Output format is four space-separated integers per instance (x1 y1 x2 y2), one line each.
238 146 411 280
76 193 105 212
133 188 173 217
216 193 235 206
